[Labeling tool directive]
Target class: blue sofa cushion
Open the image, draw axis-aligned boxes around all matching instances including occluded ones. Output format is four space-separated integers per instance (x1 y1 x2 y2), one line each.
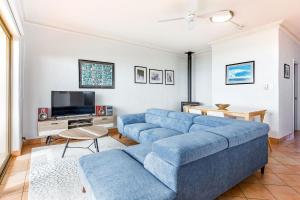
160 117 193 133
167 111 197 121
117 113 145 134
145 110 194 133
189 124 214 132
139 128 182 143
152 131 228 167
146 108 170 117
145 109 173 129
207 122 270 147
193 115 234 127
124 123 160 141
124 143 152 163
79 150 176 200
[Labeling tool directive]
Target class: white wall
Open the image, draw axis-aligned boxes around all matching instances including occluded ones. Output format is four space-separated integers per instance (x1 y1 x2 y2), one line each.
193 51 212 105
22 23 187 139
211 27 280 137
278 28 300 136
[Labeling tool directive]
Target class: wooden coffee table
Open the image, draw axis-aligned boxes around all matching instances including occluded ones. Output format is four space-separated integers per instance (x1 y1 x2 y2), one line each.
59 126 108 158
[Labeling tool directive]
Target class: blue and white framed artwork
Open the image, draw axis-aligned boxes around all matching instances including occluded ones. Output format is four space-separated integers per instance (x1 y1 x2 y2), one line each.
226 61 255 85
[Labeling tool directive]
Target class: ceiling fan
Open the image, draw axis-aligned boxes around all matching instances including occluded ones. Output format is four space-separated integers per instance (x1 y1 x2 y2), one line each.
158 10 244 29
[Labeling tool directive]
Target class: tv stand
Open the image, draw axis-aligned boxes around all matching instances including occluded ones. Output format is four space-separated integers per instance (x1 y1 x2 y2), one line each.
37 115 115 144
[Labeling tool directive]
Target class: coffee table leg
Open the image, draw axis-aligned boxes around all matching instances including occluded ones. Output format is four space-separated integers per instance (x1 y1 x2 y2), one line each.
62 138 70 158
94 139 99 152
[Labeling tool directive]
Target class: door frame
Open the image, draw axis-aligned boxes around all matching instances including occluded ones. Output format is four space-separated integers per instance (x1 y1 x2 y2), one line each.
293 60 299 132
0 15 12 176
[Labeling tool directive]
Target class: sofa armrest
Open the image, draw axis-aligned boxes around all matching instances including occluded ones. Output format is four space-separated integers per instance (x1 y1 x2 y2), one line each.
117 113 145 134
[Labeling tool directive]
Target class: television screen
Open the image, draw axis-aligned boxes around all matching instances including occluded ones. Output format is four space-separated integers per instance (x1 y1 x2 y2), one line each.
51 91 95 117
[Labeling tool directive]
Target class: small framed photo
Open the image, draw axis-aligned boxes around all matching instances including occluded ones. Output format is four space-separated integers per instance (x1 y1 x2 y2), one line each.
134 66 147 84
165 70 174 85
284 64 290 79
149 69 163 84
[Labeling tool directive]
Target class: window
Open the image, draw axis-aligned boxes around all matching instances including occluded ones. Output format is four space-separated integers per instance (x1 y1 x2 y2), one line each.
0 16 11 174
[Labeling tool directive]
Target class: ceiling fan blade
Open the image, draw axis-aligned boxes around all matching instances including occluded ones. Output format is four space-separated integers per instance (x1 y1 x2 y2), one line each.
158 17 185 23
229 20 244 29
196 10 219 19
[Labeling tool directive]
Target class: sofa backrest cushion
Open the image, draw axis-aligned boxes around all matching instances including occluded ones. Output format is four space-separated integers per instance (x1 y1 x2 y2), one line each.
159 117 193 133
145 108 170 127
207 122 270 147
145 109 195 133
146 108 170 117
189 124 214 132
192 115 234 127
152 131 228 167
167 111 197 121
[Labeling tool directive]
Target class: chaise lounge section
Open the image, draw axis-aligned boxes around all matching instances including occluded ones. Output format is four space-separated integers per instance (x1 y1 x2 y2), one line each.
79 108 269 200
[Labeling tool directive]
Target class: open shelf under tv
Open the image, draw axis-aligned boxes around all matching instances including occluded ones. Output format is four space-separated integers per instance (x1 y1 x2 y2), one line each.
68 117 93 129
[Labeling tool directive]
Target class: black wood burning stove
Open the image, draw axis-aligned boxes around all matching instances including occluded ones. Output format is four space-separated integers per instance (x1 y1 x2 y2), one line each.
181 51 200 111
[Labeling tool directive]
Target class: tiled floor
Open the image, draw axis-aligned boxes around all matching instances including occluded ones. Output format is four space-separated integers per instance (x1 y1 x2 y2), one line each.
0 132 299 200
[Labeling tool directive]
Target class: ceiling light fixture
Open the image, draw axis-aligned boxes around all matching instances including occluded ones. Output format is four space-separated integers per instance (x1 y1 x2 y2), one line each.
210 10 234 23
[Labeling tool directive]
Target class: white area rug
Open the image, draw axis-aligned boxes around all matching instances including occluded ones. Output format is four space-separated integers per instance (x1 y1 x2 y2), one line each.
29 136 126 200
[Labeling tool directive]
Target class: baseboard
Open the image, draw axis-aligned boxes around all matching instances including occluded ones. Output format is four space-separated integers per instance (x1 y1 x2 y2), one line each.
11 150 21 157
269 132 295 144
23 138 45 145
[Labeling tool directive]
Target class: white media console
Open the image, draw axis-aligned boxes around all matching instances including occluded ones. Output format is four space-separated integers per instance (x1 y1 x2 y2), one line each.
37 115 115 143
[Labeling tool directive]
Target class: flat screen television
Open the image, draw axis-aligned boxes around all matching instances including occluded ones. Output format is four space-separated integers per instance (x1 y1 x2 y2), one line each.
51 91 95 117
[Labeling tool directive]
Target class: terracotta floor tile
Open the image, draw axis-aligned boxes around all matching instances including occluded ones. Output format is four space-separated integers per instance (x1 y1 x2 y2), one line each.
268 163 296 175
1 171 26 186
276 174 300 186
6 160 29 173
220 185 245 197
0 192 22 200
268 157 282 165
255 172 287 185
292 186 300 194
21 191 28 200
239 183 276 199
217 197 247 200
241 174 260 184
0 183 24 196
273 156 300 165
266 185 300 200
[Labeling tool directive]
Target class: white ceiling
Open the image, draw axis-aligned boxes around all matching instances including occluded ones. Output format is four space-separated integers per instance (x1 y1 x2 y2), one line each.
17 0 300 53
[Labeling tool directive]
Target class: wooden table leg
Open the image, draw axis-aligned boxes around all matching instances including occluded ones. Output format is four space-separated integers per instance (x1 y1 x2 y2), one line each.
245 112 272 152
259 112 272 152
244 114 251 121
268 139 272 152
259 112 266 123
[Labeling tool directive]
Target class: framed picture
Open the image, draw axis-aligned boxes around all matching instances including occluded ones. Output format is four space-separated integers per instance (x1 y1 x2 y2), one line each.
284 64 290 79
165 70 174 85
149 69 163 84
134 66 147 84
79 59 115 89
226 61 255 85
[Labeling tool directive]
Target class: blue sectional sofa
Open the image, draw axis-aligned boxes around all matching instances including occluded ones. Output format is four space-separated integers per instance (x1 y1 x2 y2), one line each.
79 108 269 200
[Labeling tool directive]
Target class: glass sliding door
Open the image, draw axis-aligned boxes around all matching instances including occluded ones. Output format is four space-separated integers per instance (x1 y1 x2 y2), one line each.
0 17 11 173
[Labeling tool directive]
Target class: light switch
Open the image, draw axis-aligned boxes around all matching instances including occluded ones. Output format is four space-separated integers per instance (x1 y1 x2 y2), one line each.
264 84 269 90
